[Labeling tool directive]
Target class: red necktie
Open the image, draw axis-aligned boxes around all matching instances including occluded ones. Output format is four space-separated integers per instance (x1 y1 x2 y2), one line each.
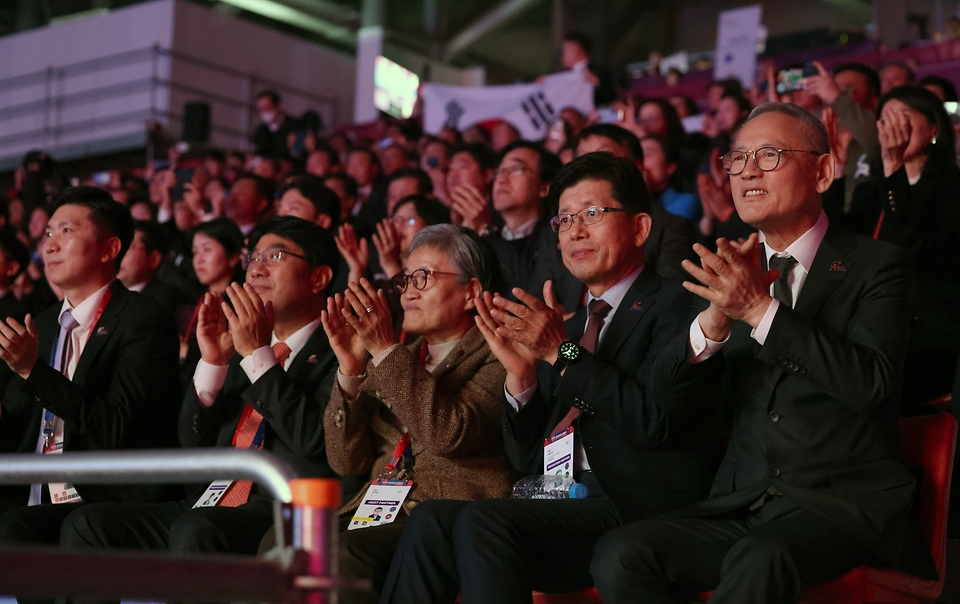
218 341 291 507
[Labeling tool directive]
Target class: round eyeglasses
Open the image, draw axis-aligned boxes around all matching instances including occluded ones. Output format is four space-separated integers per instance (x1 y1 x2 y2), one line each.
242 246 309 270
720 147 823 175
549 206 634 233
392 269 461 292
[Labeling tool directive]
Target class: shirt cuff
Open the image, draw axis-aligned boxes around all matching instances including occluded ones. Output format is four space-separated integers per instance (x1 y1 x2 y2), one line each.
239 345 279 384
193 359 230 407
337 368 366 401
372 344 401 367
688 315 729 363
504 382 538 412
750 298 780 346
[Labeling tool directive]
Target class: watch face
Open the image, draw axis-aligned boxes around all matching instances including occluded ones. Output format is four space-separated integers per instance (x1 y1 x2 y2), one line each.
558 341 580 362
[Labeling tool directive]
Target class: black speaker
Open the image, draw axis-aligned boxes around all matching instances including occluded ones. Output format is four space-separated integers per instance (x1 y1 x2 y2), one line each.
182 102 211 143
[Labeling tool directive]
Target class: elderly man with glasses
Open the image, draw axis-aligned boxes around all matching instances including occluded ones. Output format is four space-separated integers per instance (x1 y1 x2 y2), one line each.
59 216 362 561
378 152 718 604
590 102 936 604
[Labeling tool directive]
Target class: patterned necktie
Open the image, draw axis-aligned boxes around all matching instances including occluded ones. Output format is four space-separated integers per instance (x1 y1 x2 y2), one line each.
768 255 799 308
217 340 291 507
553 299 614 435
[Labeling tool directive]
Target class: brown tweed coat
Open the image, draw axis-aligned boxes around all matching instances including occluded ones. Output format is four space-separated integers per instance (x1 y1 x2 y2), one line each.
325 325 517 515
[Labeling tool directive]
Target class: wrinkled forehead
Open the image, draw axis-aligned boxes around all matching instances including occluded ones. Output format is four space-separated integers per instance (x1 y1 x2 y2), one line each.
733 113 799 151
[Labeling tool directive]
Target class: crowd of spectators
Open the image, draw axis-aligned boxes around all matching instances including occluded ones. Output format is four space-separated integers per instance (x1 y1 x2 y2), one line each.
0 33 959 603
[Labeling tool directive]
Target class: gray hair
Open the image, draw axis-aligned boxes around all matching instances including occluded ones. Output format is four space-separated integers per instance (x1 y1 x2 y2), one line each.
409 224 505 293
741 102 830 154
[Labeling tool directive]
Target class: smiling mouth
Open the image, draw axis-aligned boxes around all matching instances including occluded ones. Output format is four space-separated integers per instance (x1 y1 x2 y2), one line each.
742 189 768 197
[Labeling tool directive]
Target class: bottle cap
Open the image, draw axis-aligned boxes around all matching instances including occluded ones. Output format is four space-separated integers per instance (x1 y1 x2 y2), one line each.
569 482 589 499
290 478 341 508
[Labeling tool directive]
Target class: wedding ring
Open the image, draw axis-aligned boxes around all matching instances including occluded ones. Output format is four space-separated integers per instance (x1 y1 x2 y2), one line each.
365 307 374 313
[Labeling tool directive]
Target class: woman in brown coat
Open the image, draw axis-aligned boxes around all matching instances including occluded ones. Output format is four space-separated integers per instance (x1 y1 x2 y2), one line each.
320 224 516 604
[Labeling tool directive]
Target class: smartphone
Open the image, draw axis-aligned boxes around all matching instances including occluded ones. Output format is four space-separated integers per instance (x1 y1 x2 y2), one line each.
776 63 818 94
92 171 111 186
170 167 195 203
595 107 624 124
291 130 309 155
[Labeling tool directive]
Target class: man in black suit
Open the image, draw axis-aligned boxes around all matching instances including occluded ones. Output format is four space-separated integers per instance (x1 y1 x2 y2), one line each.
118 220 191 316
379 153 716 604
0 186 181 532
60 216 360 555
590 103 935 604
252 90 300 159
532 124 698 312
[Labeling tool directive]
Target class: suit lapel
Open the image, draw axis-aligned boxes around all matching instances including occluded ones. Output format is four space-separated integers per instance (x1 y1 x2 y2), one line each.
73 282 127 385
595 269 660 359
285 323 329 379
793 224 856 319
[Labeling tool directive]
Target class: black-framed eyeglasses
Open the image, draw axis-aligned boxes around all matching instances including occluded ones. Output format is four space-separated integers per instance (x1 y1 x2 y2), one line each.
550 206 634 233
392 269 461 292
720 147 824 175
242 246 309 270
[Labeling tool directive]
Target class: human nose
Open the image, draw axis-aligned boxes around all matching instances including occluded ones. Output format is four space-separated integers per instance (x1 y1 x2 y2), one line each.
739 151 761 179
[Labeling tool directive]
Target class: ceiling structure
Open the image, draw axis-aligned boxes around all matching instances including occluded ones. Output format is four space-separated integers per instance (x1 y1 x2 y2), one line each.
6 0 881 83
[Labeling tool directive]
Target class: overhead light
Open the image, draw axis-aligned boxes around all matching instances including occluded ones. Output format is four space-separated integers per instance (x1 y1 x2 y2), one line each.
217 0 356 45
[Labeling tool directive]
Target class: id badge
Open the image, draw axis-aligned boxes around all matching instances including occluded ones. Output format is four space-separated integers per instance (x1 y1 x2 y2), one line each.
347 480 413 531
544 426 574 476
45 418 83 505
193 479 233 508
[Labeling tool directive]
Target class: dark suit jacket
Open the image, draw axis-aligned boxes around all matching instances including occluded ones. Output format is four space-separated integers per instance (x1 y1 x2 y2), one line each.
1 281 182 504
485 219 552 298
652 223 935 578
140 279 191 317
179 323 358 499
502 269 717 524
588 61 618 106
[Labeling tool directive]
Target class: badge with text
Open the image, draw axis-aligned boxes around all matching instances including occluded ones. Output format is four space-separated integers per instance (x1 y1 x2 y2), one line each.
193 479 233 508
348 480 413 531
544 425 574 476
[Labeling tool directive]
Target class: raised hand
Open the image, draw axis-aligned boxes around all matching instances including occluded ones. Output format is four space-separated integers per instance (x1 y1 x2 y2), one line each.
222 282 274 357
450 184 492 234
878 105 912 177
342 278 396 359
372 219 402 278
335 223 370 285
320 294 368 377
803 61 841 105
0 315 39 379
488 286 569 365
196 292 234 366
822 107 852 174
474 291 538 394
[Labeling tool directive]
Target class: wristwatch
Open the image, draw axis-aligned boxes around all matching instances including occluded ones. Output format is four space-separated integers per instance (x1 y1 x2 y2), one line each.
553 341 581 373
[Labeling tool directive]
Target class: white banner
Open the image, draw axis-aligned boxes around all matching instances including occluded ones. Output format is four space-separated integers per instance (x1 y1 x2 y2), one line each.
420 71 594 140
713 4 763 88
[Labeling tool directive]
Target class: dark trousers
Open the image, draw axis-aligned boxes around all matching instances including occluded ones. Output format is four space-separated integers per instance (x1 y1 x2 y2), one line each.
0 502 86 545
380 495 620 604
590 497 880 604
337 514 409 604
59 497 274 555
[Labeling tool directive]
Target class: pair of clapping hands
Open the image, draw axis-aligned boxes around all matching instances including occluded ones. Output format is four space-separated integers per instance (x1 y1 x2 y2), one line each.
320 279 395 378
196 283 276 366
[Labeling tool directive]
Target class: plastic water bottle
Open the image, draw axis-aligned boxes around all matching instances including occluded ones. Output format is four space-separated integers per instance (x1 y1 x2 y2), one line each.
512 475 589 499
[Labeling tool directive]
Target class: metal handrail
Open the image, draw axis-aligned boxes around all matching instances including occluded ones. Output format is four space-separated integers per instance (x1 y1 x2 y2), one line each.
0 449 298 502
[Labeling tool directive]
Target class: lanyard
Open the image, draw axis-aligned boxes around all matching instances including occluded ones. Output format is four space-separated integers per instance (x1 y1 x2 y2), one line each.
48 288 113 368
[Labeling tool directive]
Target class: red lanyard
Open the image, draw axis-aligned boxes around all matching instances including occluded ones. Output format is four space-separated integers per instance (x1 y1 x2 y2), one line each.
383 341 428 471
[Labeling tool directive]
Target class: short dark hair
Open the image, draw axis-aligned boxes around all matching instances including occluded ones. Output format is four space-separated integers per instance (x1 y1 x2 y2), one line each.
192 217 245 259
50 186 134 272
642 135 680 166
833 62 881 99
548 152 652 215
497 141 562 184
878 85 957 172
563 32 592 56
348 146 380 167
0 229 30 279
918 74 959 103
575 124 644 161
451 143 496 171
310 143 341 166
880 61 916 84
256 90 281 105
721 93 752 114
324 173 359 199
247 216 339 294
638 98 688 143
393 194 451 226
234 172 276 206
203 148 227 164
278 175 342 227
709 78 744 97
388 167 434 195
133 220 168 256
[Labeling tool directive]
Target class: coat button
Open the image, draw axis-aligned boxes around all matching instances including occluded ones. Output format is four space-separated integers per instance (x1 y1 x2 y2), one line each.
769 411 780 423
769 467 781 478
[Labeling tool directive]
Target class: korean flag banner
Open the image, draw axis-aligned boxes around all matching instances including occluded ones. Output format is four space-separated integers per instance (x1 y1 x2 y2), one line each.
420 71 594 140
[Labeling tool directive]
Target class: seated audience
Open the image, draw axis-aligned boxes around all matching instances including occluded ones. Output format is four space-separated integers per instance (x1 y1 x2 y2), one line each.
590 102 935 604
119 220 189 316
446 143 495 234
641 135 703 223
225 173 274 236
60 216 358 558
380 152 716 604
880 61 916 94
310 224 515 604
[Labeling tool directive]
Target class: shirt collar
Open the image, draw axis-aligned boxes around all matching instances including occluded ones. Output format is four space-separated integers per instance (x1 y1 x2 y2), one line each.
587 263 645 315
760 210 829 272
60 280 113 332
270 316 322 360
501 217 539 241
127 281 148 293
